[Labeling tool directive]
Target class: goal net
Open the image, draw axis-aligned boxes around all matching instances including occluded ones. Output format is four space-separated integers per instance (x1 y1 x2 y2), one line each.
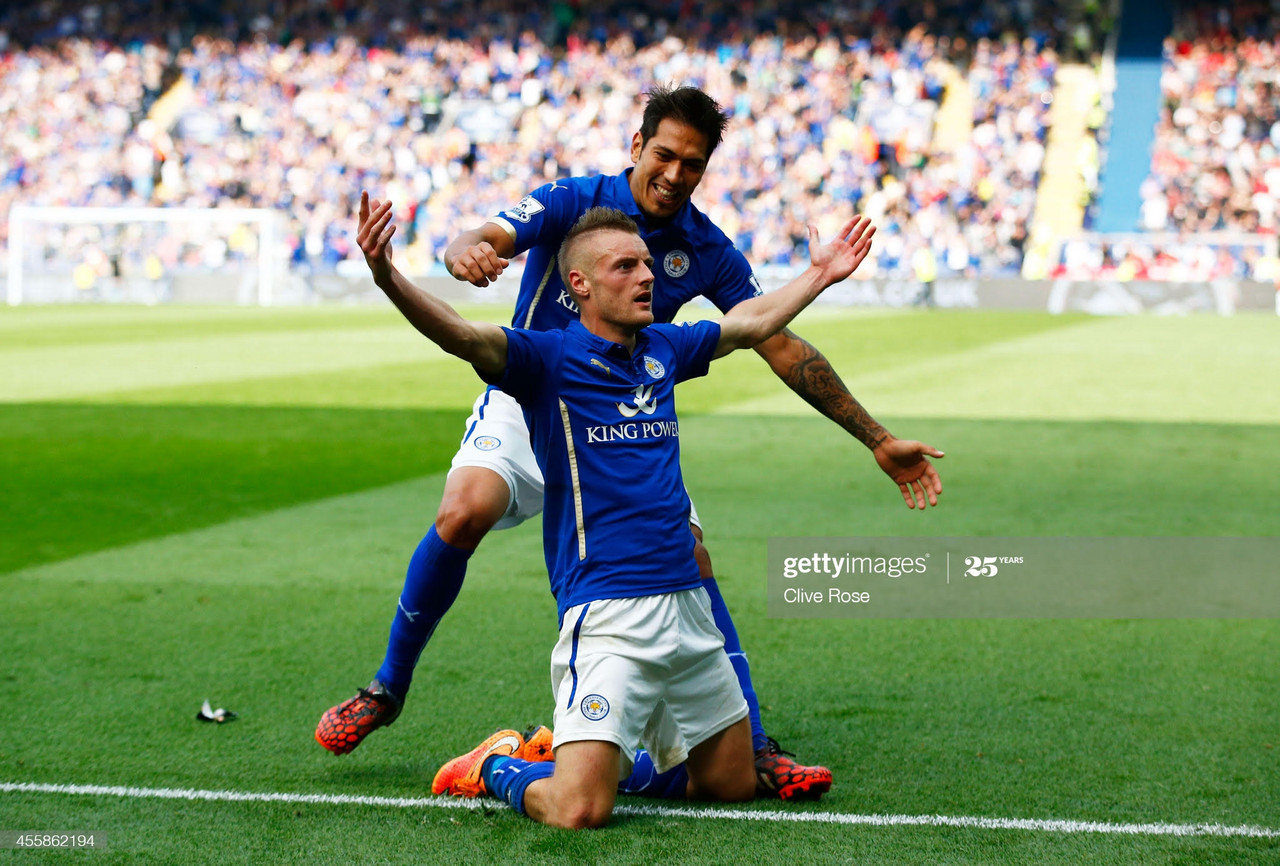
6 205 288 306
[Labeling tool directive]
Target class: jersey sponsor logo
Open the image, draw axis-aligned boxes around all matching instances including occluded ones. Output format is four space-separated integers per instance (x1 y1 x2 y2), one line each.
748 273 764 297
502 195 545 224
585 420 679 443
580 694 610 721
555 288 581 314
616 384 657 418
643 356 665 379
473 435 502 451
663 250 691 278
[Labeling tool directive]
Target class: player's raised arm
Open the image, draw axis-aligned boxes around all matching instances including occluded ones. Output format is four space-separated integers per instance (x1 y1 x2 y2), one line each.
442 222 515 287
713 216 875 358
358 192 508 376
738 233 944 511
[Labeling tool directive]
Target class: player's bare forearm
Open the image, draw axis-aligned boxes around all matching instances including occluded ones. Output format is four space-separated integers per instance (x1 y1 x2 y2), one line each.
714 216 875 358
755 329 889 449
358 192 507 375
714 267 826 357
754 328 945 508
375 265 508 376
442 223 514 287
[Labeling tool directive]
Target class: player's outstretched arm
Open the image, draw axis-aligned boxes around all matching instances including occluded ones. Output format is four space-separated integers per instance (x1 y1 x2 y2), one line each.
358 191 507 376
442 222 515 287
740 230 944 508
753 329 944 507
714 216 875 358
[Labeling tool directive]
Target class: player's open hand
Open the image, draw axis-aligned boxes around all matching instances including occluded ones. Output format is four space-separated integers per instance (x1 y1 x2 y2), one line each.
358 190 396 284
872 437 944 509
808 216 876 287
449 241 509 287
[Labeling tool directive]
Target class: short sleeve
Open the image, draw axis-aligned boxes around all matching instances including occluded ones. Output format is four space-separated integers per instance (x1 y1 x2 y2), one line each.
703 244 763 314
478 327 559 403
491 181 582 256
660 320 722 384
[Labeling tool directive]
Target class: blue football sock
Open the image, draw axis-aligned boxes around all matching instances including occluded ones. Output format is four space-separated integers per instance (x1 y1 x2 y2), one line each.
484 756 553 815
618 749 689 799
703 577 767 751
374 525 471 699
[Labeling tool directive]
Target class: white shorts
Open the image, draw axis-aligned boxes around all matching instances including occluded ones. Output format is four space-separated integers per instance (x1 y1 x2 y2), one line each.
448 388 702 532
549 588 748 774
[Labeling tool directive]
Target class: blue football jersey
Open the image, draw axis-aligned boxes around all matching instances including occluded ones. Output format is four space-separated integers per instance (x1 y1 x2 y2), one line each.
483 319 722 621
492 171 761 332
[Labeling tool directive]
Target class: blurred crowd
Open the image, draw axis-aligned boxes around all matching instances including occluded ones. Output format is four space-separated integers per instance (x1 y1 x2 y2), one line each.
2 1 1102 285
1141 1 1280 238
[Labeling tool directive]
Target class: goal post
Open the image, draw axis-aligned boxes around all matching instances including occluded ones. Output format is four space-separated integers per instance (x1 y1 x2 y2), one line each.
1043 231 1280 315
6 205 287 306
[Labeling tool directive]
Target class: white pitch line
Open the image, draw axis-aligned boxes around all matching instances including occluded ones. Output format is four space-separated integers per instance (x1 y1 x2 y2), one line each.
3 781 1278 839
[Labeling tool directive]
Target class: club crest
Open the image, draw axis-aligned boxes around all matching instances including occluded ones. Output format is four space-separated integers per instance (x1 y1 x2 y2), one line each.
663 250 690 278
580 694 610 721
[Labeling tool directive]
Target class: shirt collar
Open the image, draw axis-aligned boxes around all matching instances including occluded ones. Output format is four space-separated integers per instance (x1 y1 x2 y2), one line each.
566 319 650 360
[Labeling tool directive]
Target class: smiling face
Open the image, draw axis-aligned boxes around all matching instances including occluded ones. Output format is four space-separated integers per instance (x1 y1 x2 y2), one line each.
628 118 711 220
569 228 656 345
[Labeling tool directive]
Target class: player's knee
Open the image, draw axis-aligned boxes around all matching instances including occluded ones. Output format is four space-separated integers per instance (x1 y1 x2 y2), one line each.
690 767 755 803
564 807 612 830
722 768 757 802
434 490 504 548
556 798 613 830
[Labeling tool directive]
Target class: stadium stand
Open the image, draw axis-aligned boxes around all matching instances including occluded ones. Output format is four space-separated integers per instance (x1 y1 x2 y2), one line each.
1144 1 1279 237
1054 0 1279 285
2 1 1113 290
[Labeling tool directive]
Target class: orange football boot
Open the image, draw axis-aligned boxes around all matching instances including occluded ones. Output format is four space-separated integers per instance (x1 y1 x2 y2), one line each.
431 729 526 797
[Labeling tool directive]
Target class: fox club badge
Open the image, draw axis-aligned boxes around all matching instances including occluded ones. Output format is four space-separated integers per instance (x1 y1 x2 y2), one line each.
580 694 610 721
663 250 690 278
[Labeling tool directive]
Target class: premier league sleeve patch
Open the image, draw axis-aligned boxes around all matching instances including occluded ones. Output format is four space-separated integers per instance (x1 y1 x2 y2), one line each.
502 195 546 224
580 694 610 721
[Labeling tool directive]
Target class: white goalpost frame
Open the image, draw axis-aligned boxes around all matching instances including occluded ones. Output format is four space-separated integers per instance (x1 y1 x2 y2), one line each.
6 205 284 306
1046 231 1280 316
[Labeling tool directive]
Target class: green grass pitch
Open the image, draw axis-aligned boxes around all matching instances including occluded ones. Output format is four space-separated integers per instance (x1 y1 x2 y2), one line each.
1 303 1278 864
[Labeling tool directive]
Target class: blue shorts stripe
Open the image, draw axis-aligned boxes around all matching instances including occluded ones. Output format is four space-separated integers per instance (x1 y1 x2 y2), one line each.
564 603 591 710
461 388 496 445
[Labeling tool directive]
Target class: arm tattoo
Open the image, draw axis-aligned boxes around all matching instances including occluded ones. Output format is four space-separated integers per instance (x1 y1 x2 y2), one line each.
775 330 888 449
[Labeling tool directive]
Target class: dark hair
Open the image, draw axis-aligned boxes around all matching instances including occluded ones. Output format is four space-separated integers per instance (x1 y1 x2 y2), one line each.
557 207 641 287
638 85 730 159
